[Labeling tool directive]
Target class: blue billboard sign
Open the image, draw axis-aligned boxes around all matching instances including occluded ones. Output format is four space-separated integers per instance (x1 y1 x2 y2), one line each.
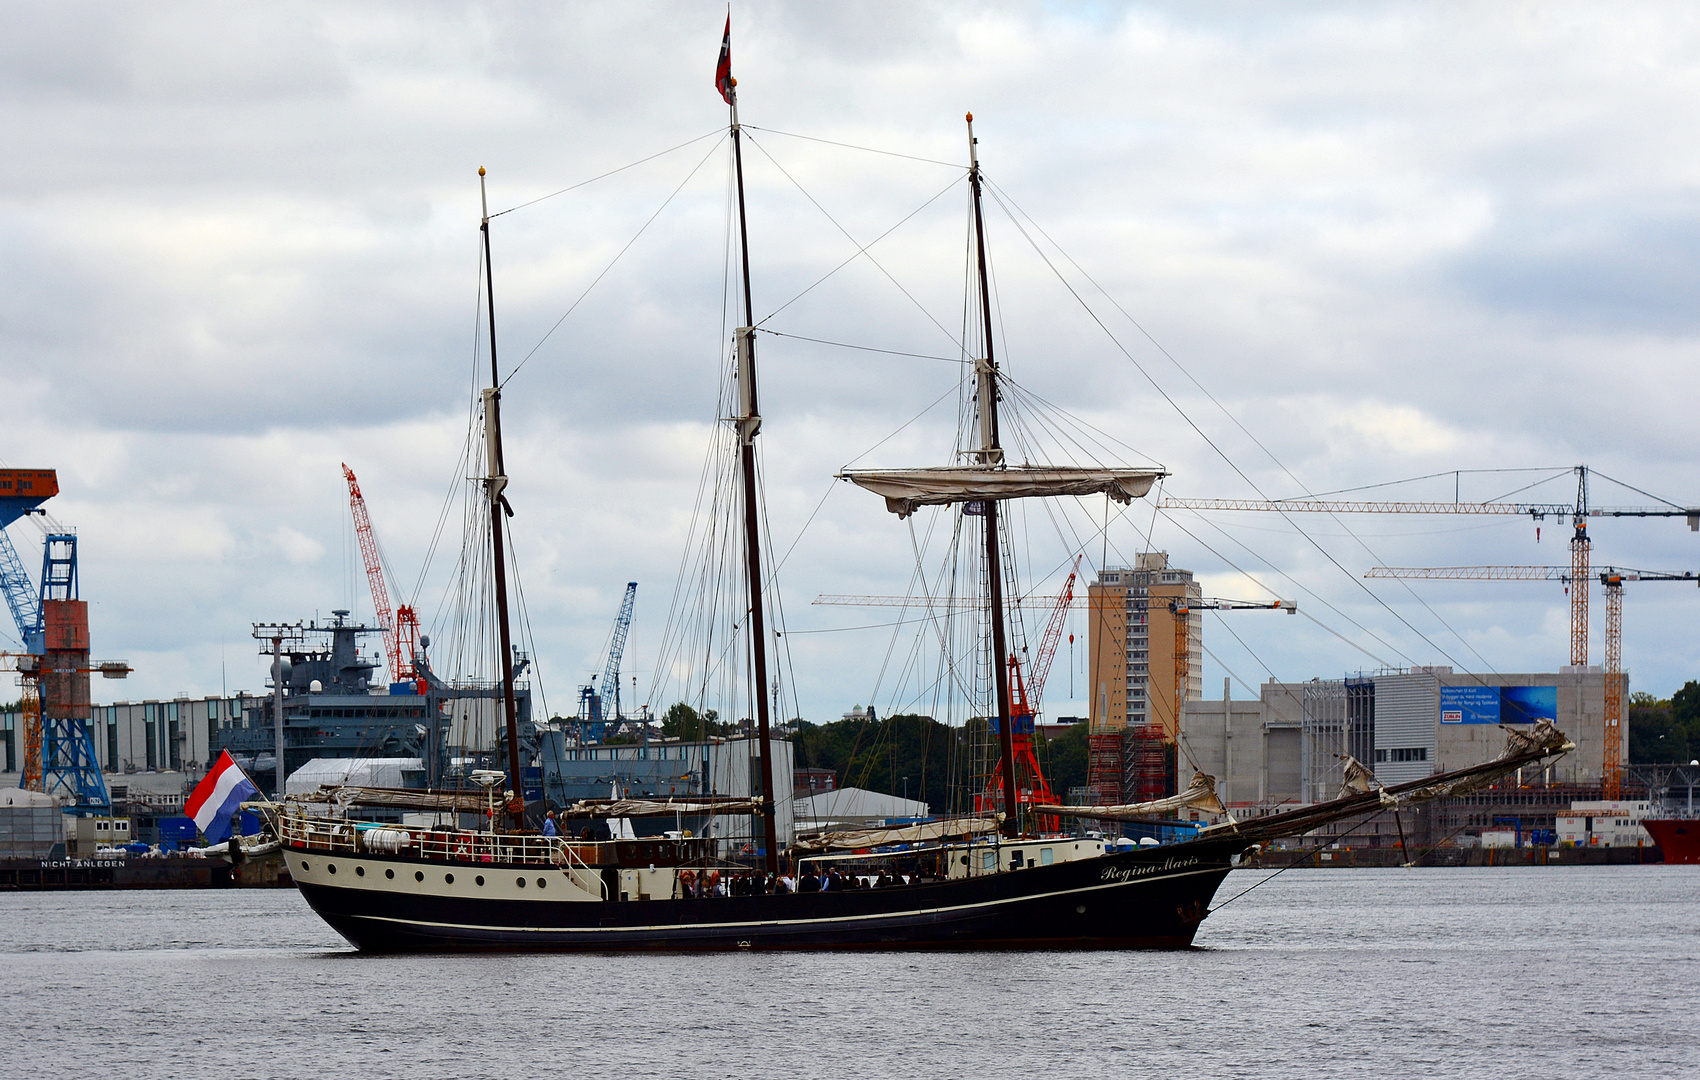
1440 685 1556 724
1500 685 1558 724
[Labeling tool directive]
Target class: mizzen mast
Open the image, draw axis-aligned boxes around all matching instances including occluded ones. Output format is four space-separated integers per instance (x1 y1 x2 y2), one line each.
966 113 1022 839
723 36 781 876
478 166 528 830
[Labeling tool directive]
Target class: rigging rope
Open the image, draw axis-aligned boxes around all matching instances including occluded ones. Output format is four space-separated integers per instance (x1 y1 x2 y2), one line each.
978 180 1511 675
500 133 729 389
742 132 966 352
743 125 966 169
490 128 725 217
1206 812 1382 914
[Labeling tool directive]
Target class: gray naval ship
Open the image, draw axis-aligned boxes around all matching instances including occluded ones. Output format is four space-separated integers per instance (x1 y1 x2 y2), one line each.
215 611 746 841
215 610 535 799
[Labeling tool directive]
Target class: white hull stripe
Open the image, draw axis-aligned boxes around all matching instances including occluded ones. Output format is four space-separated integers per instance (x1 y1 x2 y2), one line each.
317 865 1224 936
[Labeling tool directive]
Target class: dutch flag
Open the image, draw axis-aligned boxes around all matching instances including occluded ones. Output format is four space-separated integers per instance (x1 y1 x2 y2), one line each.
186 750 260 844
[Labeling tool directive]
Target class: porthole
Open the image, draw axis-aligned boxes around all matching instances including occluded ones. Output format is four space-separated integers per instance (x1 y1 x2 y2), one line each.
328 864 337 875
385 869 395 880
1076 905 1086 915
445 873 455 884
516 876 527 888
476 875 485 886
415 870 424 882
537 877 547 889
301 861 309 871
356 866 365 877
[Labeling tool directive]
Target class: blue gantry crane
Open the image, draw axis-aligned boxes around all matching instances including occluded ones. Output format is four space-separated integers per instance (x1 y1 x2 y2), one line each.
576 582 636 743
0 469 118 812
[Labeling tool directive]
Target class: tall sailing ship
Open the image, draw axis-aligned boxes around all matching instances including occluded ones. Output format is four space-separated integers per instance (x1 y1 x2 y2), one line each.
270 34 1576 952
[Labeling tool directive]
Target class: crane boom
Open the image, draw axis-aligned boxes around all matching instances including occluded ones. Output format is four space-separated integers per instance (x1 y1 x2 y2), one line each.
342 464 401 681
1366 565 1698 583
1162 497 1696 521
1025 557 1080 712
1167 597 1297 709
0 527 41 651
815 593 1118 610
600 583 637 724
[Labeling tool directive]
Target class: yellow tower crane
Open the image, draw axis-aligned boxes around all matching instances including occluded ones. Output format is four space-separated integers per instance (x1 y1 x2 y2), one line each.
1362 565 1697 799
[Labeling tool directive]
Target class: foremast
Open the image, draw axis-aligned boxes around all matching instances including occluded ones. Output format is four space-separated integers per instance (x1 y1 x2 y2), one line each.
478 166 528 830
839 116 1167 838
966 114 1022 838
726 70 782 876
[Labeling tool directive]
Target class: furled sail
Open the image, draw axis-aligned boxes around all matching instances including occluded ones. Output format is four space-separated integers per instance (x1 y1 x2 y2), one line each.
290 786 493 813
566 797 764 818
792 816 1001 852
839 466 1166 519
1034 771 1225 822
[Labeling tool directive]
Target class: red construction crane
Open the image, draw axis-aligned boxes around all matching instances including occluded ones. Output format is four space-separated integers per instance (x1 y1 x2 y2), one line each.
978 557 1083 828
341 464 421 688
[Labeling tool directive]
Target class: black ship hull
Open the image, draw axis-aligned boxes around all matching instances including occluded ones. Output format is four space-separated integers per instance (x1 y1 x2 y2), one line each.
289 837 1244 952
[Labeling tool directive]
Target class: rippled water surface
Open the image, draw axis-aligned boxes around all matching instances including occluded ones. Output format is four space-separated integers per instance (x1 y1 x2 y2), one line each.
2 866 1694 1079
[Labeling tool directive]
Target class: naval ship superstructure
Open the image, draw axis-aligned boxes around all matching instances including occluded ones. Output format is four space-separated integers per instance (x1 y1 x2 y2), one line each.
216 610 534 797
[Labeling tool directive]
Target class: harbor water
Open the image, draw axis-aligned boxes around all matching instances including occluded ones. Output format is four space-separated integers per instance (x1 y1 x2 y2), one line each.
2 865 1693 1079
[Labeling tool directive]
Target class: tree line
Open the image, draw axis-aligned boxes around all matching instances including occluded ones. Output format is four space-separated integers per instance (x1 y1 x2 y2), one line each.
789 712 1090 812
1629 682 1700 763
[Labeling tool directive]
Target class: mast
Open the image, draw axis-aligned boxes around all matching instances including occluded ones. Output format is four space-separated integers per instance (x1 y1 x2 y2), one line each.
479 166 527 830
729 80 781 875
967 114 1021 839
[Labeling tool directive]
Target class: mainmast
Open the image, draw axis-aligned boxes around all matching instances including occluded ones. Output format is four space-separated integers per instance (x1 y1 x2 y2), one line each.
728 75 781 875
967 114 1022 839
479 166 528 831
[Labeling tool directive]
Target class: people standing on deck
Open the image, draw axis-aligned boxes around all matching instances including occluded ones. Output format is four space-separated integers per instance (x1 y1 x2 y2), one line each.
541 811 558 837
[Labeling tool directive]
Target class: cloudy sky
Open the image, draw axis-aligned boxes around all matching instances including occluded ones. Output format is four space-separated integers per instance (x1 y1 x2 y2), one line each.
2 2 1697 724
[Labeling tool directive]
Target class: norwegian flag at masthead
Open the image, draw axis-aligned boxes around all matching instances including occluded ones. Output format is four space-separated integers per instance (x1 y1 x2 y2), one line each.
715 15 734 105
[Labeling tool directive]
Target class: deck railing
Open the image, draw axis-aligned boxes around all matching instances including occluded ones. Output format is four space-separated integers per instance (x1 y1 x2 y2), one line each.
278 811 601 871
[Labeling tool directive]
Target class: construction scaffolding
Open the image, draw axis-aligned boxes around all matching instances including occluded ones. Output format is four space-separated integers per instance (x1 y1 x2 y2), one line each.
1302 680 1348 804
1121 724 1169 805
1087 731 1123 805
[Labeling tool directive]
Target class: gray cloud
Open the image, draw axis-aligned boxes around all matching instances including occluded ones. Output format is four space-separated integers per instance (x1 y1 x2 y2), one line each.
2 2 1698 716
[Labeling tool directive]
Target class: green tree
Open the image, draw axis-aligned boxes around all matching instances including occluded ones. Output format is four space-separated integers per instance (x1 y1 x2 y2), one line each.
1629 681 1700 764
659 702 732 742
1672 681 1700 726
1043 722 1090 800
792 713 966 814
